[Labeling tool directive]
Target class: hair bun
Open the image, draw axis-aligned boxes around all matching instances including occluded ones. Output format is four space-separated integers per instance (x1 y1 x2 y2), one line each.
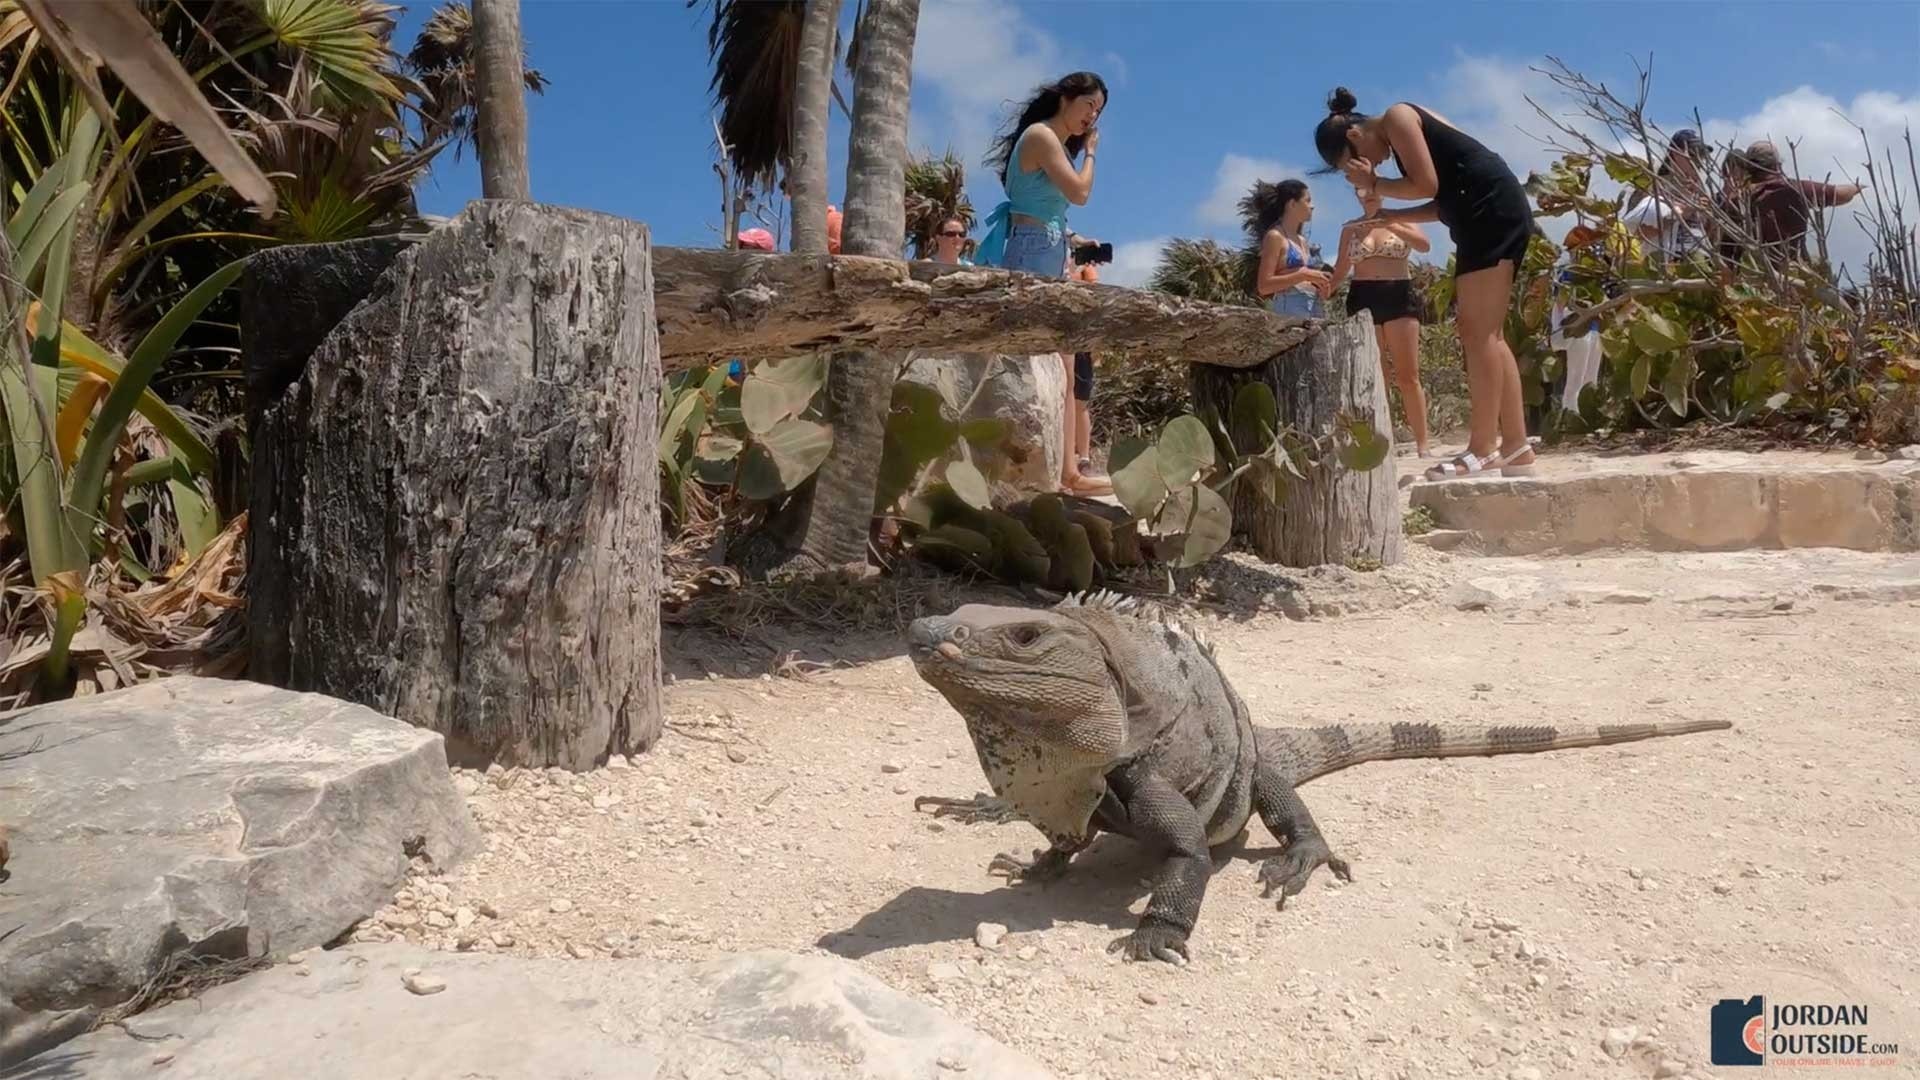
1327 87 1358 115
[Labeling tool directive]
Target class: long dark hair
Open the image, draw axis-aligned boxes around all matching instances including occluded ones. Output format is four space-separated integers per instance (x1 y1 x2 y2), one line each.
1313 86 1368 172
1239 179 1310 239
984 71 1108 186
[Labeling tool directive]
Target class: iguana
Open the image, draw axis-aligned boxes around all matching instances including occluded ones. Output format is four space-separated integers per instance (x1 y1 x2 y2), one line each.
905 591 1731 966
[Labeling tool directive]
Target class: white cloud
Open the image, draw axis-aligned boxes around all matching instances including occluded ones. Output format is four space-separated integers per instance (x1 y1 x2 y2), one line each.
908 0 1064 196
1101 236 1169 288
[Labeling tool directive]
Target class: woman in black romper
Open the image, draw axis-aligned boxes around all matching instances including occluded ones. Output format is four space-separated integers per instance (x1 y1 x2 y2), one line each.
1314 88 1538 480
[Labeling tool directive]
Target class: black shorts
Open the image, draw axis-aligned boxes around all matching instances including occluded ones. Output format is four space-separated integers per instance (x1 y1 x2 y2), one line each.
1345 279 1419 324
1447 182 1536 276
1073 351 1094 400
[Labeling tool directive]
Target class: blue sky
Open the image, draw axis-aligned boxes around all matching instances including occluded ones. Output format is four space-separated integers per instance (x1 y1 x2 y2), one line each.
392 0 1920 281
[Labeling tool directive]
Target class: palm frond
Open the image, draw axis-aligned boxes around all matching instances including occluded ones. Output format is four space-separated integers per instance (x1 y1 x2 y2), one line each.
690 0 806 190
402 0 546 159
1148 237 1262 307
904 148 971 259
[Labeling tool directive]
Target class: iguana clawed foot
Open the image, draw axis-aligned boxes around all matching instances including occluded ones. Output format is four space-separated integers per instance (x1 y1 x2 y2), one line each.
986 846 1073 883
1257 838 1353 911
912 792 1023 825
1106 920 1190 966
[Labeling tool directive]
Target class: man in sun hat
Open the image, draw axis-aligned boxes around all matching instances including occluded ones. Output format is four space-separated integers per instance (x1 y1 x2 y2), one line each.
1717 138 1865 267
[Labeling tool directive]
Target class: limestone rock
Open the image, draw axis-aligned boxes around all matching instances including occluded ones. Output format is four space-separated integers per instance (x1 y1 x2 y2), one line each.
897 352 1067 494
12 945 1055 1079
0 678 476 1069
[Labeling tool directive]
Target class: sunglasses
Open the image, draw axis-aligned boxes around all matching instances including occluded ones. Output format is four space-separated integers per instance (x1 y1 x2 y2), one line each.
938 230 964 237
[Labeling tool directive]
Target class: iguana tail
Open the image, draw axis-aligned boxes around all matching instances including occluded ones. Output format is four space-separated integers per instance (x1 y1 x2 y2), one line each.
1261 718 1732 787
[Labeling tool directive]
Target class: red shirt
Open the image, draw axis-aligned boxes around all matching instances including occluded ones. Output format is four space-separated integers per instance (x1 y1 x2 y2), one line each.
1718 176 1848 263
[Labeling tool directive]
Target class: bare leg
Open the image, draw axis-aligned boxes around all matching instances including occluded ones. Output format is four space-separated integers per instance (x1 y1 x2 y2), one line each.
1378 315 1429 456
1059 354 1111 494
1452 260 1533 467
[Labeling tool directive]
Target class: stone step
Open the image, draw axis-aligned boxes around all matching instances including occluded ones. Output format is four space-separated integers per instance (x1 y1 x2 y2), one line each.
1407 449 1920 556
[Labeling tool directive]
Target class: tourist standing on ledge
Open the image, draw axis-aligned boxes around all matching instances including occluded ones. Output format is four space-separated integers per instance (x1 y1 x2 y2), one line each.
1245 179 1330 318
976 70 1113 496
1319 184 1434 457
1314 87 1539 481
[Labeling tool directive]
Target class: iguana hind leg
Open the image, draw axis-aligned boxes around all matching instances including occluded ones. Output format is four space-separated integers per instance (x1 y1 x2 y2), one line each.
1251 766 1353 911
912 792 1023 825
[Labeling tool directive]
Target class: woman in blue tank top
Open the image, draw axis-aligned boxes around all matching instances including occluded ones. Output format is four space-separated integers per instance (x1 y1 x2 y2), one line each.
1244 179 1331 318
976 71 1107 278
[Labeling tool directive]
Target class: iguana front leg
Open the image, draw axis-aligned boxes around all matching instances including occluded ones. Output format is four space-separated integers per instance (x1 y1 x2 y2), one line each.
987 833 1088 882
1250 763 1353 911
1099 764 1211 966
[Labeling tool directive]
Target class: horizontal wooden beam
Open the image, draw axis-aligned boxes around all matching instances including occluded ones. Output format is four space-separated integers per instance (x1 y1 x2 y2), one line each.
650 247 1316 370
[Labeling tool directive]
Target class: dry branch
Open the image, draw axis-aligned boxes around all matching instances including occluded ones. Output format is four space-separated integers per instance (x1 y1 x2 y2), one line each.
650 248 1317 371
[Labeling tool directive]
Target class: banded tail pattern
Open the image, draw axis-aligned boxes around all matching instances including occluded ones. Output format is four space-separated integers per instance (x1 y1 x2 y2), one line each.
1260 719 1734 787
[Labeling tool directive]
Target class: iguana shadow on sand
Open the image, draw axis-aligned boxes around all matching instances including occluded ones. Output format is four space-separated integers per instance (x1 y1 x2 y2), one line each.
901 591 1732 967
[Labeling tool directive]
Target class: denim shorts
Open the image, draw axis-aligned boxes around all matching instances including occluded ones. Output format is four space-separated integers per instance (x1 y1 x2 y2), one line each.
1003 222 1066 278
1270 288 1324 319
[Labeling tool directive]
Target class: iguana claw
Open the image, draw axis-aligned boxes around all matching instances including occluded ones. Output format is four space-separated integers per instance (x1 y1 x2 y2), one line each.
1257 839 1354 911
986 846 1072 883
912 793 1023 825
1106 921 1190 966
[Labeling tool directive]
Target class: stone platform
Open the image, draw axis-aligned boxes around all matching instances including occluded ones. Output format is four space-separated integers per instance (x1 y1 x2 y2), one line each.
1406 447 1920 556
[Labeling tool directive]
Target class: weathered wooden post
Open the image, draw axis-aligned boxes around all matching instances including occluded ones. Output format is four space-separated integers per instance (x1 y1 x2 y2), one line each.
1189 312 1403 568
247 202 662 769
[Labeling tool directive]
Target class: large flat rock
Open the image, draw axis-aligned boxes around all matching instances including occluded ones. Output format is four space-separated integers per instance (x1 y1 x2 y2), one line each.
0 678 478 1067
5 944 1055 1080
1410 448 1920 555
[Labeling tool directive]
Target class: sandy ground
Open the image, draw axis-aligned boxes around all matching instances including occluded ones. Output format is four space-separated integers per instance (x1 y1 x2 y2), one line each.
353 548 1920 1080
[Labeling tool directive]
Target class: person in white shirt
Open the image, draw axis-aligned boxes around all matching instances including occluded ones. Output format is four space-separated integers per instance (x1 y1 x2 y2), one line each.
1621 129 1712 262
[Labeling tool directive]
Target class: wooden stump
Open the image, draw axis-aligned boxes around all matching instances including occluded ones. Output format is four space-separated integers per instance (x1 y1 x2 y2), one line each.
1190 313 1403 568
247 201 662 769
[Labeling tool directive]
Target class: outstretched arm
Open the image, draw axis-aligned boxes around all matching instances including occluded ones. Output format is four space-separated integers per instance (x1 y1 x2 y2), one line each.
1387 221 1432 252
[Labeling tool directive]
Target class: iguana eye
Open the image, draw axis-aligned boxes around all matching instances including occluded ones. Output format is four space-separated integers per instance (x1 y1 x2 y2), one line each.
1010 626 1042 647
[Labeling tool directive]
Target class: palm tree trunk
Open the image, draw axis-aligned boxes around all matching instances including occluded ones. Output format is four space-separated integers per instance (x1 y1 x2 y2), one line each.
787 0 840 254
734 0 919 577
472 0 531 199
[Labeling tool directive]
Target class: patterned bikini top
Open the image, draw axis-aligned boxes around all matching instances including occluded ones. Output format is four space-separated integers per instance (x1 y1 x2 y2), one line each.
1348 228 1411 263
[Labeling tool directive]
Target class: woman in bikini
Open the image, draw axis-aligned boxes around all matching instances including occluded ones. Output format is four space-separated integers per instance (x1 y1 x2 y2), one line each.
1315 87 1538 480
978 71 1112 495
1320 185 1433 457
1243 179 1331 317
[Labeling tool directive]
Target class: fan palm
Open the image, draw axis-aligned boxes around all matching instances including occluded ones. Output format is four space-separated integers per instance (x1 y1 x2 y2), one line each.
903 149 971 259
404 0 547 161
1149 237 1262 307
690 0 807 193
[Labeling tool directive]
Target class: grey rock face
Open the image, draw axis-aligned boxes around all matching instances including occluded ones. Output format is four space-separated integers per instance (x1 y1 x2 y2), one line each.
898 352 1068 493
6 945 1055 1080
0 678 477 1068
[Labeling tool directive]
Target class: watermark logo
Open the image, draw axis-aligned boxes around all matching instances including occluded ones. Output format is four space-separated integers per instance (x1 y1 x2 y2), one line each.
1711 994 1901 1068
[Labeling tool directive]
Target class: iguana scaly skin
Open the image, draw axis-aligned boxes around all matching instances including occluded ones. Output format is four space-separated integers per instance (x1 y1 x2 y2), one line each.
905 591 1732 966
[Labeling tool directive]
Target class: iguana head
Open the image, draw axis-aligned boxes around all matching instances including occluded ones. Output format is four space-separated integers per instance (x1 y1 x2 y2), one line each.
906 602 1129 757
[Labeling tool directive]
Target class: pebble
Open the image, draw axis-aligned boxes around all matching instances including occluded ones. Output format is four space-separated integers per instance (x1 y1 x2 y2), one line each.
1713 881 1734 896
568 942 594 959
1654 1062 1686 1078
974 922 1008 951
549 898 574 914
936 1055 968 1072
152 1052 175 1065
453 775 481 797
881 761 906 774
1508 1069 1541 1080
727 746 749 764
476 900 500 918
455 907 477 929
927 962 964 982
402 972 447 996
1490 918 1520 932
424 911 452 930
592 793 617 810
1638 877 1659 892
1016 946 1039 962
490 931 516 948
606 755 632 770
1602 1027 1635 1058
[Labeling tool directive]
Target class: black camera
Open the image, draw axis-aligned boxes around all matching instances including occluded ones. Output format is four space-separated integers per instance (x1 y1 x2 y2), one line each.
1071 241 1114 266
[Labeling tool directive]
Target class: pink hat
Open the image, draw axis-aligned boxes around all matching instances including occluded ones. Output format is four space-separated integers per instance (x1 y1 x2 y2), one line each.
737 228 775 251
